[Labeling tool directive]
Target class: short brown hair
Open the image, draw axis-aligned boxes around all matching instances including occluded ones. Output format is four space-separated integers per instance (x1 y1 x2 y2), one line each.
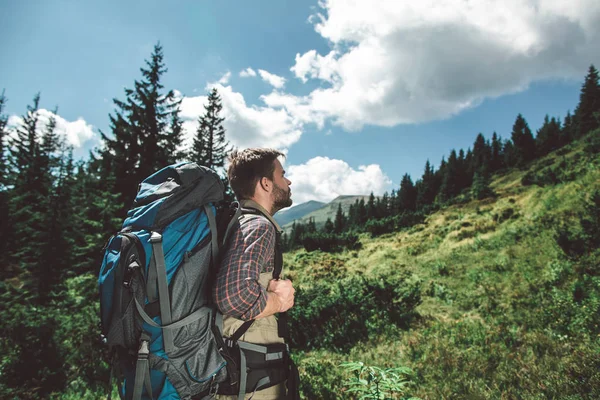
227 148 285 200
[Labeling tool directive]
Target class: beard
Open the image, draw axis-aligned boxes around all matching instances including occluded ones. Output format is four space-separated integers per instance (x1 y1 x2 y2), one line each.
272 182 292 212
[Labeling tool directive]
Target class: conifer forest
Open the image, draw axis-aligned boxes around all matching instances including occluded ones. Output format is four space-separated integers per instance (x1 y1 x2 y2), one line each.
1 43 600 399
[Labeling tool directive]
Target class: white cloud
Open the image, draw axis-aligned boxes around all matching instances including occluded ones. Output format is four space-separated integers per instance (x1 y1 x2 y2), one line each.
218 72 231 85
177 82 302 152
240 67 257 78
258 69 286 89
276 0 600 130
7 109 97 149
286 156 392 204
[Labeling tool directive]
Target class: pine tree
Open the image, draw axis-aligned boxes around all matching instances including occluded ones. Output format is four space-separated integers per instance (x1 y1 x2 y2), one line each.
367 192 376 220
503 139 517 168
0 90 8 189
561 111 574 146
100 43 184 213
379 191 390 218
398 173 416 212
456 148 470 190
357 199 367 225
536 115 562 156
575 65 600 138
190 88 231 169
6 94 44 275
334 203 345 233
472 133 491 172
6 94 65 299
510 114 536 166
472 167 494 200
0 90 9 269
490 132 504 172
323 218 334 233
439 150 460 202
416 160 436 209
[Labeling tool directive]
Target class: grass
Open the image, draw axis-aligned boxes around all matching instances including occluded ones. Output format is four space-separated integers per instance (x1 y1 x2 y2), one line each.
284 137 600 399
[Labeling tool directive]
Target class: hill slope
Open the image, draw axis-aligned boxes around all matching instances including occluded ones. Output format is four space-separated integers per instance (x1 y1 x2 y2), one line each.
284 135 600 399
282 195 371 232
274 200 326 227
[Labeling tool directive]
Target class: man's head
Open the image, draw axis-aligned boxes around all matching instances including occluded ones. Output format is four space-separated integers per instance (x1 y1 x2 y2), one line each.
228 148 293 214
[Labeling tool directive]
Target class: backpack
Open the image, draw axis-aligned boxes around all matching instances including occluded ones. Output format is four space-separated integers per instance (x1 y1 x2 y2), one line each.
98 162 240 400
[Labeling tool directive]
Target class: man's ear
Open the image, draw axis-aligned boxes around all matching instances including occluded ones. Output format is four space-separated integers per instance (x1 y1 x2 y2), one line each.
259 176 272 192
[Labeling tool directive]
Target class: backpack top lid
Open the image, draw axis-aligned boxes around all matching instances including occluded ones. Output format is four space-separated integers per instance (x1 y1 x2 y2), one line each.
123 162 224 230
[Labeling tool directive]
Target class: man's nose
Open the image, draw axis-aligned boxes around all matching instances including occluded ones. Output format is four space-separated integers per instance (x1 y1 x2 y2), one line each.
286 178 292 186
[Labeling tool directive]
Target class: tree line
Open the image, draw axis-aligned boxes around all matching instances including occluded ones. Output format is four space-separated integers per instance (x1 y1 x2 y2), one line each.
282 65 600 252
0 41 599 397
0 43 233 397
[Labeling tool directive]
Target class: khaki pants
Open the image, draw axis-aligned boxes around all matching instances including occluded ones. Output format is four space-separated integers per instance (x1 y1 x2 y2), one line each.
216 381 287 399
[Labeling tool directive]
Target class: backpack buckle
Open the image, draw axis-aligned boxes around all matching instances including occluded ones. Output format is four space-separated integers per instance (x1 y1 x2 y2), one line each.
123 257 140 289
138 339 150 360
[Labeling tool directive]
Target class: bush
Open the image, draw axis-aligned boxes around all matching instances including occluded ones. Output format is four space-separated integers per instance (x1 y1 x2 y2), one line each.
341 361 420 400
301 232 361 253
288 273 422 351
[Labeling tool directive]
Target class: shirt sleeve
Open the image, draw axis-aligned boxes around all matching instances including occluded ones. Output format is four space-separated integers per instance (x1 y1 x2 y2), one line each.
213 217 275 320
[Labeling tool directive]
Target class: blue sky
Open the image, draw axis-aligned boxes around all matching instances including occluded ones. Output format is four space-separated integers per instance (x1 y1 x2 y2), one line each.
1 0 598 205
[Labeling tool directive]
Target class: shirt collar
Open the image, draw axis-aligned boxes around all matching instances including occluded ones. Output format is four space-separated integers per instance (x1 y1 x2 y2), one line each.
239 199 283 233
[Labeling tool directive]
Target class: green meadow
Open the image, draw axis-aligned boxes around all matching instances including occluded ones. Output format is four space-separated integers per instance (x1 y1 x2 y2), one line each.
284 135 600 399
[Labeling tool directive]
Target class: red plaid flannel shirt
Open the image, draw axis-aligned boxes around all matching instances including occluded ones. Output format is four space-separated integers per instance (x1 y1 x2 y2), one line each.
213 215 275 320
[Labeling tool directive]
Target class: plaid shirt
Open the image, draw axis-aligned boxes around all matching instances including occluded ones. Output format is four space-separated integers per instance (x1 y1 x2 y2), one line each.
213 214 276 320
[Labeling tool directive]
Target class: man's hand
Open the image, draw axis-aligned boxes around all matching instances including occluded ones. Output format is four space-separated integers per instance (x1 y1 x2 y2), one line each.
268 279 295 313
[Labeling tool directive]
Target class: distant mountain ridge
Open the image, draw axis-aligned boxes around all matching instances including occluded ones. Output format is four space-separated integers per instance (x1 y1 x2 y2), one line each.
274 200 326 227
279 195 372 232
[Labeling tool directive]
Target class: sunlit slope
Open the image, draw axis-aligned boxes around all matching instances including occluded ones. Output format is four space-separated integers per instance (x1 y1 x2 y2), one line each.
284 134 600 399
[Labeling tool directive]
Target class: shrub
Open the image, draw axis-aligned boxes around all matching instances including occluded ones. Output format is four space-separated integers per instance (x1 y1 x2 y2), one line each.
288 273 422 351
301 232 361 253
341 361 420 400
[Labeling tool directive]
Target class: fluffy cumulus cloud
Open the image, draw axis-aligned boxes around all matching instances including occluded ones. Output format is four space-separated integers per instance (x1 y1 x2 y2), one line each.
258 69 286 89
286 156 392 204
7 109 97 148
177 82 302 152
271 0 600 130
239 67 257 77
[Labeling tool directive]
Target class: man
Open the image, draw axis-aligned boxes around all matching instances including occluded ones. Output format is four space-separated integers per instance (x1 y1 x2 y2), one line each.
214 148 296 400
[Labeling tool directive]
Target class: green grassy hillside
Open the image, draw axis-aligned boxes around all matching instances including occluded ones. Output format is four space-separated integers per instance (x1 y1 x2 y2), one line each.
284 135 600 399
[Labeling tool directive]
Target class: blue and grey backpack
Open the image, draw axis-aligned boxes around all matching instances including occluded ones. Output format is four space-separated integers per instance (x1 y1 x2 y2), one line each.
98 162 240 400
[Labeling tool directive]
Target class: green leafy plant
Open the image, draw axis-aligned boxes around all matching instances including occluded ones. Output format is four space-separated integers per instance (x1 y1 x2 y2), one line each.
341 361 420 400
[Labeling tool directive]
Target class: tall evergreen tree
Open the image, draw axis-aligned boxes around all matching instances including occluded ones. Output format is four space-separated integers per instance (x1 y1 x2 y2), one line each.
536 115 562 156
416 160 436 209
190 88 231 169
398 173 417 212
367 192 377 220
561 111 575 146
0 90 9 269
510 114 536 166
379 191 390 218
575 64 600 138
323 218 334 233
490 132 504 172
334 203 345 233
189 87 234 202
6 94 44 276
456 148 470 190
503 139 517 168
100 43 183 213
0 90 8 188
439 150 460 202
472 133 491 172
